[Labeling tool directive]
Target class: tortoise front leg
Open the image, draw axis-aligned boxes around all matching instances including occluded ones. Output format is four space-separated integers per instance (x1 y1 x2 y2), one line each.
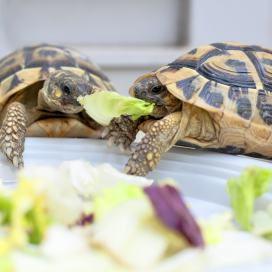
122 111 186 176
0 102 28 169
102 115 147 154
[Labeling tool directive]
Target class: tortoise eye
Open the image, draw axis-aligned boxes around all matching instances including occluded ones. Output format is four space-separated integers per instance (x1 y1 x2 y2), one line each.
151 86 164 94
62 84 71 95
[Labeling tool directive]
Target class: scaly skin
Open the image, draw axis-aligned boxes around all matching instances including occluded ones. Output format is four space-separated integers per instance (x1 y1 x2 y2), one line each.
102 115 149 154
0 102 28 169
122 112 183 176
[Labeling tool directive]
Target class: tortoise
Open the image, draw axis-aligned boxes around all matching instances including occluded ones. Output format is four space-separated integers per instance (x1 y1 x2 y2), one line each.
102 41 272 176
0 44 116 169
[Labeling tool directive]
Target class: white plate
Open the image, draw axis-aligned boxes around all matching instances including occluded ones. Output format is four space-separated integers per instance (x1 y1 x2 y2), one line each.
1 138 272 271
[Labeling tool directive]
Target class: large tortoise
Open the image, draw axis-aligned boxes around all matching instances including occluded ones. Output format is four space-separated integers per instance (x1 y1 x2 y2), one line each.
103 41 272 176
0 44 116 169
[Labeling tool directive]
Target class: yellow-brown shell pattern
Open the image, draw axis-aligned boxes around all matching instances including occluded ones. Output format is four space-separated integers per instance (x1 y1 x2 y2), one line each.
152 42 272 159
0 44 116 107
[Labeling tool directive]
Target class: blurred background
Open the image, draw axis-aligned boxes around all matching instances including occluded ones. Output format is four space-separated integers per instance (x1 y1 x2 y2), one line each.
0 0 272 96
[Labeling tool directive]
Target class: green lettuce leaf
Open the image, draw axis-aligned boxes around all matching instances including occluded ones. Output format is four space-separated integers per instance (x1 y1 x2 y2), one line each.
226 166 272 231
93 183 145 220
78 91 154 126
0 196 12 225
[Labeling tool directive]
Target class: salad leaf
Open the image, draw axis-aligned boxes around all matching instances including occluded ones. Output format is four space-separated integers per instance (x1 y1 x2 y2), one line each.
197 212 236 245
58 160 153 197
78 91 154 126
251 203 272 239
0 196 12 224
144 185 204 247
226 166 272 231
11 178 51 246
17 165 84 226
91 197 188 269
93 183 145 220
40 224 89 258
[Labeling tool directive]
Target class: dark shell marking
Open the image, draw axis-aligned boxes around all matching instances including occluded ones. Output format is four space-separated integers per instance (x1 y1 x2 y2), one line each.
228 86 252 120
197 49 229 67
257 89 272 125
199 81 224 109
210 42 256 51
176 75 199 100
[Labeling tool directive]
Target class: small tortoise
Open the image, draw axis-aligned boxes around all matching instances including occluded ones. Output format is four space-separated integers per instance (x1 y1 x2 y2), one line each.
0 44 116 168
103 41 272 176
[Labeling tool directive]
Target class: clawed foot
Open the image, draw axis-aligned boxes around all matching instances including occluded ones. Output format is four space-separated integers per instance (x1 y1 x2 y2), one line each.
0 102 27 169
120 113 183 176
102 115 139 155
121 132 161 177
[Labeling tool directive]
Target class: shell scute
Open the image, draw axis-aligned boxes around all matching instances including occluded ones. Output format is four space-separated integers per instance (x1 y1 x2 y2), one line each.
247 51 272 92
169 45 216 69
197 50 262 89
166 69 209 105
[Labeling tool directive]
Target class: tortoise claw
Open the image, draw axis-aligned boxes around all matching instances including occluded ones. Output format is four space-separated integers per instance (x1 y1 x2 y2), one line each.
6 147 12 158
118 142 125 154
107 136 116 149
125 146 133 155
115 116 121 123
102 127 110 138
13 156 18 168
121 166 131 174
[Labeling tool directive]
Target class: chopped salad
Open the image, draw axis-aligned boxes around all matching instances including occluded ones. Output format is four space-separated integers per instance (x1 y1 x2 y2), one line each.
1 161 272 271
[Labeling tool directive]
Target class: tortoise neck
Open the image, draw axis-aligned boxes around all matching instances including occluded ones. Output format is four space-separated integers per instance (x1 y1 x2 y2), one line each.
37 89 58 112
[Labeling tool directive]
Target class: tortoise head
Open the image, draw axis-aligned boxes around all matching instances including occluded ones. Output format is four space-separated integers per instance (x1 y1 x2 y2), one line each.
129 76 181 118
41 70 93 113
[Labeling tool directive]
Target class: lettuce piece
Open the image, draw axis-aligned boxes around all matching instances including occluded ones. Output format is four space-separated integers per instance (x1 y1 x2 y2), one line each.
93 183 145 220
144 185 204 247
58 160 153 197
78 91 154 126
17 165 84 226
40 224 89 258
226 166 272 231
197 212 236 245
11 178 51 246
91 197 188 269
0 196 12 225
251 203 272 239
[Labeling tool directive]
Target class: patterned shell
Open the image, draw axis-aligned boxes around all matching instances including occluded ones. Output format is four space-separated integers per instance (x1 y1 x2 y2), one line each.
130 41 272 158
0 44 116 107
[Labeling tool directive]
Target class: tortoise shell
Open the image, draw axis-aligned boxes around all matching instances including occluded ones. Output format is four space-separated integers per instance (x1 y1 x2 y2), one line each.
0 43 116 108
130 42 272 159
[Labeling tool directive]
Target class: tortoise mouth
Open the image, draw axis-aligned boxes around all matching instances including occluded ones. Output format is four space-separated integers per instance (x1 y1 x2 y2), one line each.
149 101 183 119
53 101 83 113
47 98 83 113
150 104 169 118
